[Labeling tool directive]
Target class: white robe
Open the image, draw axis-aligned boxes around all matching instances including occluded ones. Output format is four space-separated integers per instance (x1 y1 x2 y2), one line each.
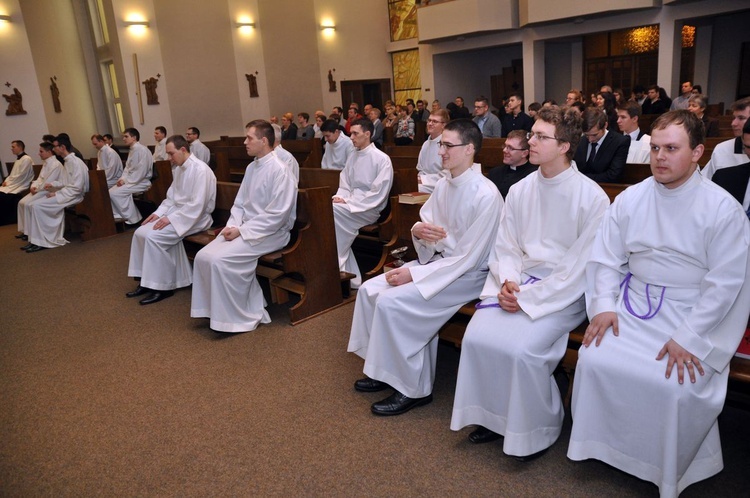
97 144 123 188
153 138 167 161
451 164 609 457
27 154 88 248
189 139 211 164
1 154 34 194
417 134 446 193
702 137 747 179
333 143 393 287
109 142 153 224
348 169 503 398
128 155 216 291
17 156 63 233
191 152 297 333
321 133 354 170
568 172 750 498
274 144 300 182
626 134 651 164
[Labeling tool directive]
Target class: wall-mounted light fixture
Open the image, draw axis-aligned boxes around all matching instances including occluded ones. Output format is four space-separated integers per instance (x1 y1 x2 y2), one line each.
319 23 336 31
0 14 12 22
124 20 150 28
236 21 256 28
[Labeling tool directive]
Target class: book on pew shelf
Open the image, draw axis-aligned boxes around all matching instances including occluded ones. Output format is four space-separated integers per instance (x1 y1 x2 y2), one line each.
735 327 750 359
399 192 430 204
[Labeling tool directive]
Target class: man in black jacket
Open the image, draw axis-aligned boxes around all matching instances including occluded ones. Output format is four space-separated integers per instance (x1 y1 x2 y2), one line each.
574 107 630 183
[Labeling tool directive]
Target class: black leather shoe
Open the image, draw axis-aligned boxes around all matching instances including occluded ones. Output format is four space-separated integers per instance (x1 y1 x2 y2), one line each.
26 245 46 253
20 243 33 250
468 426 502 444
354 377 390 393
371 391 432 416
513 448 549 462
139 290 174 305
126 285 150 298
15 234 27 240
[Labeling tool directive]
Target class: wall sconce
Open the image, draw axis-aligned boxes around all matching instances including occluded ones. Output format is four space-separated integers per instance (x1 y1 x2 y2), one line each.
124 20 150 28
236 21 256 28
320 24 336 31
0 14 11 22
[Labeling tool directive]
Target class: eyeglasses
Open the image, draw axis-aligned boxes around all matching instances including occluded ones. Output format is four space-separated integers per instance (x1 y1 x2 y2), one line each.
503 145 529 152
526 132 566 143
426 119 444 125
438 141 469 149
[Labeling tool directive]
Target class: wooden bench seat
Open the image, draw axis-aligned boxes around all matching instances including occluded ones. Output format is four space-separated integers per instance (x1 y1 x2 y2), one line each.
66 169 117 241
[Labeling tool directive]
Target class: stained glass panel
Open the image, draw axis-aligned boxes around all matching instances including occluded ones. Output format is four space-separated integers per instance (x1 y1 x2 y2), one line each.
388 0 418 42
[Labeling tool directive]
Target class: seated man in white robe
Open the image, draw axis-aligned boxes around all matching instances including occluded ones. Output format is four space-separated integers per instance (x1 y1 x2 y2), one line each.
616 101 651 164
126 135 216 305
152 126 168 161
16 142 62 240
348 119 503 416
271 123 300 182
450 106 609 459
109 127 153 224
702 97 750 179
186 126 211 164
91 134 123 188
320 119 354 170
191 120 297 333
568 110 750 498
0 140 35 226
22 136 88 253
416 109 449 193
332 118 393 288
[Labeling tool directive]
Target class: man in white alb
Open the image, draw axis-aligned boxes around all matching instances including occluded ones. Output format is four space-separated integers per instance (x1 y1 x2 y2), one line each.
349 119 503 416
109 127 153 224
16 142 62 239
191 120 297 333
152 126 168 161
320 119 355 170
568 110 750 498
332 118 393 288
450 106 609 459
0 140 35 226
186 127 211 164
416 109 449 193
271 123 300 182
126 135 216 305
702 97 750 178
22 136 89 253
91 134 123 187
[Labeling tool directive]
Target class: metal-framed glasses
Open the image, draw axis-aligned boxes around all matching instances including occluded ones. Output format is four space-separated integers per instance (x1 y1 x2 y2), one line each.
504 145 529 152
526 132 566 143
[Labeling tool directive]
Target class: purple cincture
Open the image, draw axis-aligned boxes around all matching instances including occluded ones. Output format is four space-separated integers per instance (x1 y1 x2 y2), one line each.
620 272 665 320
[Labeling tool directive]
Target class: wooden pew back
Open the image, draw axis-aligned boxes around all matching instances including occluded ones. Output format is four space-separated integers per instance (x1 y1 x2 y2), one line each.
69 169 117 241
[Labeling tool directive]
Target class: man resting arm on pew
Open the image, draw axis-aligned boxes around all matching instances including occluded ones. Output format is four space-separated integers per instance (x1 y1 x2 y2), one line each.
348 119 503 416
126 135 216 305
22 135 89 253
191 120 297 333
332 118 393 288
568 110 750 498
450 106 608 459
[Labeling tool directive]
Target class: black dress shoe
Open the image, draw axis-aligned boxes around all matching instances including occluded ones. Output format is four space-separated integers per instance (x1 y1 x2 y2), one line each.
14 234 27 240
126 285 150 298
25 245 46 253
468 426 502 444
139 290 174 305
20 243 33 250
354 377 390 392
513 448 549 462
371 391 433 416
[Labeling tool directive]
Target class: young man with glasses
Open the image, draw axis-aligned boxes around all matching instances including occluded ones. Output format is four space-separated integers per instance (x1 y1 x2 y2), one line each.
416 109 450 193
348 119 502 416
472 96 502 137
488 130 537 199
451 106 608 461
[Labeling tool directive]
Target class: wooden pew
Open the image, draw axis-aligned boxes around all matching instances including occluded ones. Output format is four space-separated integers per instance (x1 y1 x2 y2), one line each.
142 160 173 206
67 169 117 241
299 167 340 197
280 139 323 168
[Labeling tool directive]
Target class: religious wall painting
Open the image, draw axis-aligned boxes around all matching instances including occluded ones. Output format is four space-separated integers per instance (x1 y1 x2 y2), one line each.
142 74 160 105
388 0 418 42
246 72 259 98
392 49 421 105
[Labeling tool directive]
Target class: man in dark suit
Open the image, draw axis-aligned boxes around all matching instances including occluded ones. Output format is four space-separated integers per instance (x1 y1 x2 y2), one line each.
711 119 750 218
574 107 630 183
501 93 534 137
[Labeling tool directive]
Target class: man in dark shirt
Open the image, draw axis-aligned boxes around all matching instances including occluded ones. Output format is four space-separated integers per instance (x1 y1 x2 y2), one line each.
501 93 534 137
488 130 537 199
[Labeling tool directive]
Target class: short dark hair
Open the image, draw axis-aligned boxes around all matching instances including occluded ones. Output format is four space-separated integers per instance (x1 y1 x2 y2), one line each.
582 107 608 132
508 92 523 102
55 135 72 152
42 134 56 143
155 126 167 135
298 112 309 122
351 118 373 137
187 127 200 137
618 101 642 119
528 102 542 112
536 106 583 161
321 119 340 133
103 133 113 142
333 106 343 114
166 134 190 152
648 84 660 93
474 96 489 106
40 142 54 152
651 110 705 150
11 140 25 150
731 97 750 112
245 120 274 147
444 118 482 155
124 127 140 140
